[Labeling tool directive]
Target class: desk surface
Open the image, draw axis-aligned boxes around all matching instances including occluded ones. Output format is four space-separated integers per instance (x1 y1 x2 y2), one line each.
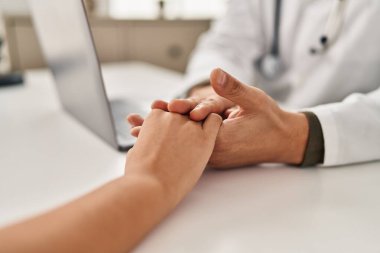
1 62 380 253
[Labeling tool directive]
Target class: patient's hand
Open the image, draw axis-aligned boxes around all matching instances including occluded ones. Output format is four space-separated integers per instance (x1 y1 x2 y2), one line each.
125 109 222 202
128 69 309 169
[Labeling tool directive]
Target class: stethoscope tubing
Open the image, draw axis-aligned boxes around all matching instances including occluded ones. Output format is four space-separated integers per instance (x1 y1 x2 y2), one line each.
257 0 347 80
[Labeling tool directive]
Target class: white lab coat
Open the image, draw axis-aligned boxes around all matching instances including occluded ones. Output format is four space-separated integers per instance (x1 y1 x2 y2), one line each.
184 0 380 166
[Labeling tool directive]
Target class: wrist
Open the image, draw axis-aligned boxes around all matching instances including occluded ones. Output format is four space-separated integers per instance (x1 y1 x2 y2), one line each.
280 112 309 164
124 160 181 207
106 175 176 251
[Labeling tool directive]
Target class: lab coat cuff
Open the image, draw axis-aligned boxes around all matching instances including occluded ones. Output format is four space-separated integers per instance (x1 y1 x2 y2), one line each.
307 106 340 166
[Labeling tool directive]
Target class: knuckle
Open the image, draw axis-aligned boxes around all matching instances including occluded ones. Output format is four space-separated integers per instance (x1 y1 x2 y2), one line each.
189 97 201 105
197 101 213 110
169 112 182 121
206 97 219 104
195 101 207 108
255 89 267 101
254 90 270 109
149 109 162 118
203 97 223 111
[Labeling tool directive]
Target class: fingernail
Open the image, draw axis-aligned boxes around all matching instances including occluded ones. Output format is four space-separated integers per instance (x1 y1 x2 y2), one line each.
217 69 227 87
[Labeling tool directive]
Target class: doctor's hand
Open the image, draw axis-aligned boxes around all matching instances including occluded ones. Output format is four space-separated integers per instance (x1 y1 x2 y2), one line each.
198 69 309 168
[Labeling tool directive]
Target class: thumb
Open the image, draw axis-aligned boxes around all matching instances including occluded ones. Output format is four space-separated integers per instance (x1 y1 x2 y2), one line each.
202 113 223 141
210 68 258 109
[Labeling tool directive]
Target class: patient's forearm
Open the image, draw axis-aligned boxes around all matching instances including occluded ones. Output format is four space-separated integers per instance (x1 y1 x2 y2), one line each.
0 176 174 253
0 109 221 253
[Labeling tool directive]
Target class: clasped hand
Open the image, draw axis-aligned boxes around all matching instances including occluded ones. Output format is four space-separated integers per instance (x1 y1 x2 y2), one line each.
128 68 309 169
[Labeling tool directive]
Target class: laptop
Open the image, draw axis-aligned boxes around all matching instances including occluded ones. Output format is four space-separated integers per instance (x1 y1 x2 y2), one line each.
28 0 179 151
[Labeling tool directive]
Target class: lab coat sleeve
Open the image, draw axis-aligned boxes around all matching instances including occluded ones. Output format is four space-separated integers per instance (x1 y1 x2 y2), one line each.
182 0 264 92
308 87 380 166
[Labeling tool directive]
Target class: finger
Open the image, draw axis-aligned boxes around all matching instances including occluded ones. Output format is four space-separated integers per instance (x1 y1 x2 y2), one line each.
151 100 169 111
130 126 141 138
224 105 240 118
127 114 144 127
210 68 262 109
224 107 235 118
227 109 240 119
189 96 234 122
168 97 201 114
202 113 223 141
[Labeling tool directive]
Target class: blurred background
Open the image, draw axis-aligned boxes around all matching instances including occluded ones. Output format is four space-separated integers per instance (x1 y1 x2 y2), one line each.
0 0 227 76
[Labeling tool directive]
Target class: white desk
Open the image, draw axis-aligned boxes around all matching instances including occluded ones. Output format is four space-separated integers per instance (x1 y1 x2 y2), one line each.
1 62 380 253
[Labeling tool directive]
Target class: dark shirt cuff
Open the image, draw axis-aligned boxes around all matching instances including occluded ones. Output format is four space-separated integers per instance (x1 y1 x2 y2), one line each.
300 112 325 167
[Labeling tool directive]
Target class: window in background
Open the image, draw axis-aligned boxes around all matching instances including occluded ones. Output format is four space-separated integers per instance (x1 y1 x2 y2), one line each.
109 0 227 20
0 0 29 73
0 0 29 14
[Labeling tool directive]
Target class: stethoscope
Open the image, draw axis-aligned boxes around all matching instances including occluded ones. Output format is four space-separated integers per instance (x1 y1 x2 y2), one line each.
255 0 347 81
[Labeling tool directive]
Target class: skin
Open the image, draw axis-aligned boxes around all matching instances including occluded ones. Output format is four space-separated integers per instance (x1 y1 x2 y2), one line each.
128 68 309 168
0 110 222 253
